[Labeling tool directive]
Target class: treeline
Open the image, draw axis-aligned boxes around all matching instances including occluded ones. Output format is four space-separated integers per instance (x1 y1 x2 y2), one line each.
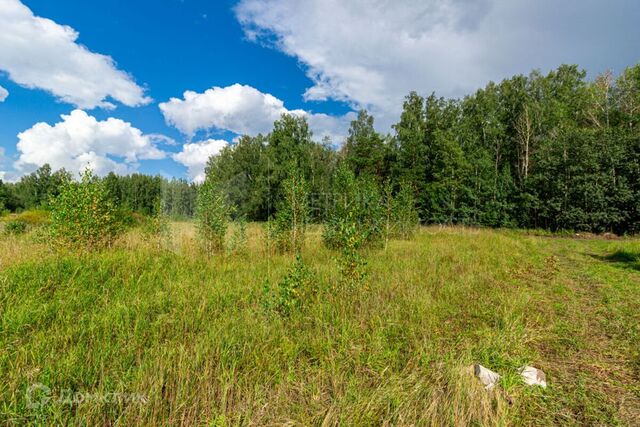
2 63 639 233
0 165 198 219
207 64 640 234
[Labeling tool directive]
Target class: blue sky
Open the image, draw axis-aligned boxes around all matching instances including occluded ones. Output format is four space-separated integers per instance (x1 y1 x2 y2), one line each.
1 0 639 182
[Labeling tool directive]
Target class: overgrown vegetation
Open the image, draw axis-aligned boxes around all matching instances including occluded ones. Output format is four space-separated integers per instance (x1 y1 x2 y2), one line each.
2 224 639 425
3 219 27 235
263 254 316 316
195 179 231 255
1 60 639 425
48 170 122 250
142 198 171 249
383 180 420 245
323 166 385 250
267 171 309 253
227 217 248 256
1 167 197 219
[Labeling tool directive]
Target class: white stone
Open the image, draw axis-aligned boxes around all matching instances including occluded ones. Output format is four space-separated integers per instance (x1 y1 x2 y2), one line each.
473 364 501 390
519 366 547 388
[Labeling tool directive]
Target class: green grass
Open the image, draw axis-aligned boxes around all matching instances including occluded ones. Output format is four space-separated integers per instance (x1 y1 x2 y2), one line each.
1 224 639 425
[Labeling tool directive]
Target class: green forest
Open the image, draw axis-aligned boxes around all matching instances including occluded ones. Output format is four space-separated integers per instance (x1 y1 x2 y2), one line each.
2 63 639 234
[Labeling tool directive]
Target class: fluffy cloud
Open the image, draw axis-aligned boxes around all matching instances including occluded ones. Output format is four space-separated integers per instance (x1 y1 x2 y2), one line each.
235 0 640 127
0 0 150 109
161 85 355 181
160 83 353 142
0 85 7 102
172 139 228 183
14 110 166 176
160 84 299 136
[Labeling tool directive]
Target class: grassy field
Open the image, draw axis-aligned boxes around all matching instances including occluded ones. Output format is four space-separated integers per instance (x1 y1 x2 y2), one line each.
1 223 639 425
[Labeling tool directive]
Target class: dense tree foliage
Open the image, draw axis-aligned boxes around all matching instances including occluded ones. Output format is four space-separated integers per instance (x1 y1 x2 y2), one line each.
7 164 71 211
3 63 639 234
2 166 197 219
202 65 640 234
205 116 337 221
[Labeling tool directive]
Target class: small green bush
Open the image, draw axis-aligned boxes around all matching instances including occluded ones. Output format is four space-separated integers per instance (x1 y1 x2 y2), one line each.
228 217 248 255
392 182 420 239
3 219 27 235
263 255 316 317
49 170 122 250
323 167 384 250
268 172 309 253
382 180 420 245
336 222 368 290
196 179 231 255
142 198 171 249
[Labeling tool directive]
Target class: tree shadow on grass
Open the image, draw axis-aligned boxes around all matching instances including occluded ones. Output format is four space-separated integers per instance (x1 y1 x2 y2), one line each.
591 250 640 272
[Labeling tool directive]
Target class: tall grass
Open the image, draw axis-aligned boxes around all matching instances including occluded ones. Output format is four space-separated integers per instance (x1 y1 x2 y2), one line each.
1 224 638 425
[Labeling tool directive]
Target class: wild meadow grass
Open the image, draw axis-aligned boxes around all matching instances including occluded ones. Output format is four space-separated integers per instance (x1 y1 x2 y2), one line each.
0 223 638 425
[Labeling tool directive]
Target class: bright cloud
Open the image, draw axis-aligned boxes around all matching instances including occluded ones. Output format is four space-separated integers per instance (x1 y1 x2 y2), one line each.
159 83 353 142
235 0 489 124
14 110 166 177
0 85 7 102
172 139 228 183
160 83 299 136
235 0 640 127
0 0 150 109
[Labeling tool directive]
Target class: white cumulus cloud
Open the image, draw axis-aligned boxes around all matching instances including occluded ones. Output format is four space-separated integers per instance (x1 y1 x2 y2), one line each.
159 83 299 136
0 85 7 102
14 109 166 177
235 0 640 127
172 139 228 183
159 83 353 143
0 0 150 109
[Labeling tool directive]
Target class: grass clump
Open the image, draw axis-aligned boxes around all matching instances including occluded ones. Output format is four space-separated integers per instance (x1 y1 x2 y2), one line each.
3 219 28 235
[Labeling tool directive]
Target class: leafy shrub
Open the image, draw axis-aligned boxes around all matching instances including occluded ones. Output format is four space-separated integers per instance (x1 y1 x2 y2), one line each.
267 172 309 253
336 222 369 289
49 170 122 250
228 217 248 255
3 219 27 235
196 179 231 255
392 182 420 239
382 180 420 245
142 198 171 249
323 167 384 250
263 255 316 316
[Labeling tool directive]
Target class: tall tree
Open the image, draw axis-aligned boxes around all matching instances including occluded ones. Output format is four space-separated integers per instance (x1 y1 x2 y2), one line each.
342 110 386 180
